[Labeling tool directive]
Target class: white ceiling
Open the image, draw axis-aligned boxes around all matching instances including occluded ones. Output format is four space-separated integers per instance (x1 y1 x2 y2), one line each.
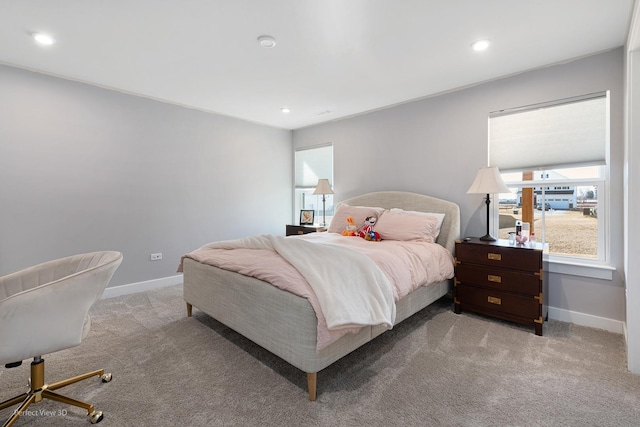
0 1 635 130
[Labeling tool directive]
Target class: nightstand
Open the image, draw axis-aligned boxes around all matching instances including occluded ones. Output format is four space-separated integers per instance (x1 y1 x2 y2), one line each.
285 225 327 236
453 238 548 335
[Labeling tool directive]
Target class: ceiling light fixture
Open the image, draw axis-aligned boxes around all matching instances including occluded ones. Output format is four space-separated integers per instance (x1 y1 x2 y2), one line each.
281 107 290 113
32 32 55 46
471 39 490 52
257 35 276 48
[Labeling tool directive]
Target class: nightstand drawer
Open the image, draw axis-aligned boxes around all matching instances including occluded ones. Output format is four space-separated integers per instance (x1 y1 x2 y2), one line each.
455 264 540 295
456 243 541 272
285 225 326 236
456 284 539 320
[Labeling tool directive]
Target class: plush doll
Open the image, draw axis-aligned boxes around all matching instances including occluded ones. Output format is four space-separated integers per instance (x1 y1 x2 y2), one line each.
358 216 381 241
364 230 382 241
358 216 376 237
342 216 358 236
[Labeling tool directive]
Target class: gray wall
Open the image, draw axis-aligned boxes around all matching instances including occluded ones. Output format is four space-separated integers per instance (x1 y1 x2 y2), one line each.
625 3 640 373
293 48 625 322
0 64 292 287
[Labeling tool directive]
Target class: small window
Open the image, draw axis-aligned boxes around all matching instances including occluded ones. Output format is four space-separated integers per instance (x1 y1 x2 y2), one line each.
294 145 334 225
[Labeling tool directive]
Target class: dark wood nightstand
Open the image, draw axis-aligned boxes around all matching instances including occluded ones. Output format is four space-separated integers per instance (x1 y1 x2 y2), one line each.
285 225 327 236
453 238 548 335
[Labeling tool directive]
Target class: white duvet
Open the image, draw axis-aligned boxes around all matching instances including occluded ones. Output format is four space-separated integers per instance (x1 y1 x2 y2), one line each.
193 234 396 331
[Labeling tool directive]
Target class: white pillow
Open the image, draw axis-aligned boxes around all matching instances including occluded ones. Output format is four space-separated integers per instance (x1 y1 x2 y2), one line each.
390 208 445 239
374 210 439 243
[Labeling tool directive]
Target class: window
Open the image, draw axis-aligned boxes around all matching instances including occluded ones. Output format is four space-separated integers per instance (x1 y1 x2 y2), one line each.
498 166 604 260
294 145 334 225
489 93 609 263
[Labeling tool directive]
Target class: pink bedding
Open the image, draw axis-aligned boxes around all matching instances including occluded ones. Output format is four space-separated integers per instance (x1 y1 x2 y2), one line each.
179 233 454 351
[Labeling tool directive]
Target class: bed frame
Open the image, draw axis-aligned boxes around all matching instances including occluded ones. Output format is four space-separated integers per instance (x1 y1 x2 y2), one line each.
183 191 460 400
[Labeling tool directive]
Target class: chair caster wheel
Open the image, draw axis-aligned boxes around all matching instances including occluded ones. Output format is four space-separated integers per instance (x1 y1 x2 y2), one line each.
89 411 104 424
101 373 112 383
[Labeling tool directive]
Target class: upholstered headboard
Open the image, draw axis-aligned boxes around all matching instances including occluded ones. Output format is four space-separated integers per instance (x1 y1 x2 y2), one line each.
338 191 461 254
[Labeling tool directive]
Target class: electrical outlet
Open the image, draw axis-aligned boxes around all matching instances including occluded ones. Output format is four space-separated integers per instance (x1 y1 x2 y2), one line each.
150 253 162 261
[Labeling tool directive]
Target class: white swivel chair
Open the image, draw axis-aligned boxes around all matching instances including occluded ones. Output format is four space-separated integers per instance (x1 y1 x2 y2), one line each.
0 251 123 426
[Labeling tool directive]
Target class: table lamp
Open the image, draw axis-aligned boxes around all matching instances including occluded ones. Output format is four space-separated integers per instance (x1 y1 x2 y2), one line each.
467 166 510 241
313 179 334 226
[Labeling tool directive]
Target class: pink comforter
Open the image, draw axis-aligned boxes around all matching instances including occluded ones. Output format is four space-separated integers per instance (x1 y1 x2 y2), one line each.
179 233 454 351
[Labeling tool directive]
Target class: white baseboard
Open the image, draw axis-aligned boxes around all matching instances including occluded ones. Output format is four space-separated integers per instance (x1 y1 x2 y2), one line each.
102 274 183 299
548 306 624 334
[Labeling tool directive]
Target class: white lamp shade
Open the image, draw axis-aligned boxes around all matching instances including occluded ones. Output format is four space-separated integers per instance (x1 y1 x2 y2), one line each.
313 179 334 195
467 167 511 194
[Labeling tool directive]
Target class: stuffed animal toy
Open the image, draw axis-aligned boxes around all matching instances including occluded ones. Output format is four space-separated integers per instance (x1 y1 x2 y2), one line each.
364 230 382 241
358 216 376 237
342 216 358 236
358 216 381 241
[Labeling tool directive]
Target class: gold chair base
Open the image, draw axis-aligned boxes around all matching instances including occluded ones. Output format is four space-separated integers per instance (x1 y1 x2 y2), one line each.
0 358 111 427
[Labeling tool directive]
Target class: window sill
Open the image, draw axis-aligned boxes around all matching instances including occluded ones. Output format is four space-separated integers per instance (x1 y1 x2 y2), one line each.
543 256 615 280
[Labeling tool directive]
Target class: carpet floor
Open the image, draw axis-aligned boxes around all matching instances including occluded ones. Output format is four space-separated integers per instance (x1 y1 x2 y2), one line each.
1 284 638 426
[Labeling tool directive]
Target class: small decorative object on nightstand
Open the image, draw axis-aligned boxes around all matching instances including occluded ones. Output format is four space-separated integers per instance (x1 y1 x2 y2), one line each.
300 209 315 225
453 237 548 335
286 224 327 236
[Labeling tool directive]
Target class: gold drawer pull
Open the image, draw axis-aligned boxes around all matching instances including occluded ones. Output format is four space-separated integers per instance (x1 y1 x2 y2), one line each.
487 275 502 283
297 231 304 235
487 296 502 305
487 253 502 261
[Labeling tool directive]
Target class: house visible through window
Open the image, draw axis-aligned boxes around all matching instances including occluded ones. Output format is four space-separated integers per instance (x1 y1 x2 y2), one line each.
294 145 334 225
489 92 608 262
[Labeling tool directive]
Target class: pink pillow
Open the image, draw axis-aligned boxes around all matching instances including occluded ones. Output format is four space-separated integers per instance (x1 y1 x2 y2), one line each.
374 210 439 242
390 208 445 239
328 204 384 234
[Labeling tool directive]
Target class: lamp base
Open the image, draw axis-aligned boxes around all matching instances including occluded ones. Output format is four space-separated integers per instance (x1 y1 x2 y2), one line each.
479 234 497 242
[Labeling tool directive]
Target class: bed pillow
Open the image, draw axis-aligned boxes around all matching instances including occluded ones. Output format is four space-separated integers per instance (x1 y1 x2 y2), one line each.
374 209 439 243
390 208 445 239
328 204 385 234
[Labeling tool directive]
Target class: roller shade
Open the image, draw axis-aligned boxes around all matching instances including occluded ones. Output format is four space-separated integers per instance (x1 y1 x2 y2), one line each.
295 145 333 188
489 94 607 171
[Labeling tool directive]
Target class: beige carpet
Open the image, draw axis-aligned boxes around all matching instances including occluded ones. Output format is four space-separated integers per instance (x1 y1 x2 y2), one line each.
1 284 639 426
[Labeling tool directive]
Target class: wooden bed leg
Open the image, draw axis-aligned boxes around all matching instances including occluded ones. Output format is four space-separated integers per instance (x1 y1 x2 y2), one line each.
186 302 193 317
307 372 317 401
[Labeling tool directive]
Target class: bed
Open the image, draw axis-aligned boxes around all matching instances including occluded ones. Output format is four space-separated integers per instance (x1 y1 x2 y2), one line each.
181 191 460 401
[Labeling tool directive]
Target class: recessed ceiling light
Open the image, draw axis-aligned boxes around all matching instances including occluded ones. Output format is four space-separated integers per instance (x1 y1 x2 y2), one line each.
471 39 490 52
32 32 55 46
258 35 276 48
281 107 290 113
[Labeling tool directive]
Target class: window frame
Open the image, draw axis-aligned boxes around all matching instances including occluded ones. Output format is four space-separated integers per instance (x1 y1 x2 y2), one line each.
488 92 612 278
